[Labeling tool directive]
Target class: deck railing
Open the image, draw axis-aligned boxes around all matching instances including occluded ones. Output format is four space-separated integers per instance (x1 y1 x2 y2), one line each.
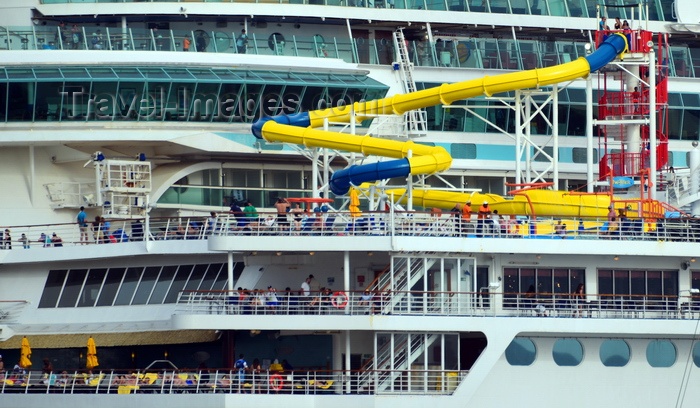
0 368 465 396
1 212 700 250
176 289 699 320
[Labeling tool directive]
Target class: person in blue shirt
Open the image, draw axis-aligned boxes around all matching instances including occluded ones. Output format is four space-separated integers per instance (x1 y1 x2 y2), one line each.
234 354 248 385
77 206 89 244
236 29 248 54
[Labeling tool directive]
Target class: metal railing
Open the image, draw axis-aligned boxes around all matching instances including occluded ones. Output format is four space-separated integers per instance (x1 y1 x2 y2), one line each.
176 289 698 320
2 212 700 251
0 368 465 396
36 0 670 22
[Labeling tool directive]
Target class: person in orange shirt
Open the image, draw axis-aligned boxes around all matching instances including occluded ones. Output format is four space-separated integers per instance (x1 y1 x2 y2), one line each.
183 35 191 52
460 200 472 235
477 201 491 236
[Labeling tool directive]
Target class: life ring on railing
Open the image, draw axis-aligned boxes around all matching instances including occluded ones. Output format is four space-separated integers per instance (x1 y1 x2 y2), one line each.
331 291 349 309
269 373 284 391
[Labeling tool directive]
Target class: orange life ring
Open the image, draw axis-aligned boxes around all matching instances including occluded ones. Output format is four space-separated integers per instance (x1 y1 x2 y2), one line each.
331 291 349 309
269 373 284 391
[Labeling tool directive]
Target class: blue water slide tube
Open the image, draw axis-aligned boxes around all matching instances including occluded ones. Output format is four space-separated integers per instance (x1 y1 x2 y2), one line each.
586 33 628 72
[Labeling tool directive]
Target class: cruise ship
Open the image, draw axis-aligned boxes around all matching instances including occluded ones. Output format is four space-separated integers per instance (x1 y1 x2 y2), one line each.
0 0 700 406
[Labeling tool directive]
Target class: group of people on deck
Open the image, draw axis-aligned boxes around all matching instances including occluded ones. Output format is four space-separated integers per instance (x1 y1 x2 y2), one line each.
451 200 505 236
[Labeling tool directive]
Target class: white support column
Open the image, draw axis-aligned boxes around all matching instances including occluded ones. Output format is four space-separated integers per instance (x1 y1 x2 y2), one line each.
515 91 522 184
344 251 350 315
29 145 35 205
227 251 234 291
648 49 657 200
406 149 413 211
373 334 378 391
423 258 428 314
690 146 700 216
552 84 559 187
425 22 435 65
323 147 329 199
121 16 127 49
346 19 355 62
345 331 351 394
525 94 532 183
145 195 151 251
390 334 396 392
440 258 445 312
586 71 594 192
312 148 319 201
332 333 343 394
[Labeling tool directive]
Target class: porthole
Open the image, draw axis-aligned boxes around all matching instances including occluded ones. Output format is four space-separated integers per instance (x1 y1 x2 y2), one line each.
693 342 700 367
646 340 676 367
268 33 285 51
553 338 583 366
600 339 630 367
505 337 536 366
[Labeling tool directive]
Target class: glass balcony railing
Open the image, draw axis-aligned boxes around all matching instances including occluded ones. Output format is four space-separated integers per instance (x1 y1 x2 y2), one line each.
37 0 675 23
2 25 693 80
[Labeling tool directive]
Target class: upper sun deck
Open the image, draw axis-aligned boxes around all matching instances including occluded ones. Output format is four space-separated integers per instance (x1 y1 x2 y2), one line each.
0 211 698 264
32 0 677 28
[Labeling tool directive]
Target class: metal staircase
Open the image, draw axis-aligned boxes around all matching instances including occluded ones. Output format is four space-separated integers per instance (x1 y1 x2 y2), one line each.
392 28 426 137
357 332 441 393
369 256 438 314
666 166 700 209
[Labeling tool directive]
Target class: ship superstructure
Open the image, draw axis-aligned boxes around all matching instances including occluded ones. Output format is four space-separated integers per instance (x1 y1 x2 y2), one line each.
0 1 700 407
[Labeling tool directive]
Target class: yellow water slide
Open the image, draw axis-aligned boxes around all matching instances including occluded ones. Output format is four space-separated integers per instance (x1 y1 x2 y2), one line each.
252 34 629 217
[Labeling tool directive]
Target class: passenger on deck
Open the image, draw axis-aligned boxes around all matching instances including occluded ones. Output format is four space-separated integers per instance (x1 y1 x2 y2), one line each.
300 276 311 312
477 201 491 236
186 374 198 385
91 217 102 243
234 354 248 385
57 371 72 386
131 219 144 241
51 233 63 247
243 201 259 230
291 204 304 231
266 286 279 313
250 358 263 393
19 233 29 249
39 232 51 247
461 201 472 234
207 212 219 233
572 283 585 317
3 229 11 249
608 216 619 238
555 220 566 238
42 358 53 374
100 217 111 243
229 202 246 230
492 210 506 236
274 197 291 231
607 205 616 222
359 289 374 314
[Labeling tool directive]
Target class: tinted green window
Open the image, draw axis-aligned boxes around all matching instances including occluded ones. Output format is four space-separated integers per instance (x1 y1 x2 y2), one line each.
505 338 536 366
600 339 630 367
